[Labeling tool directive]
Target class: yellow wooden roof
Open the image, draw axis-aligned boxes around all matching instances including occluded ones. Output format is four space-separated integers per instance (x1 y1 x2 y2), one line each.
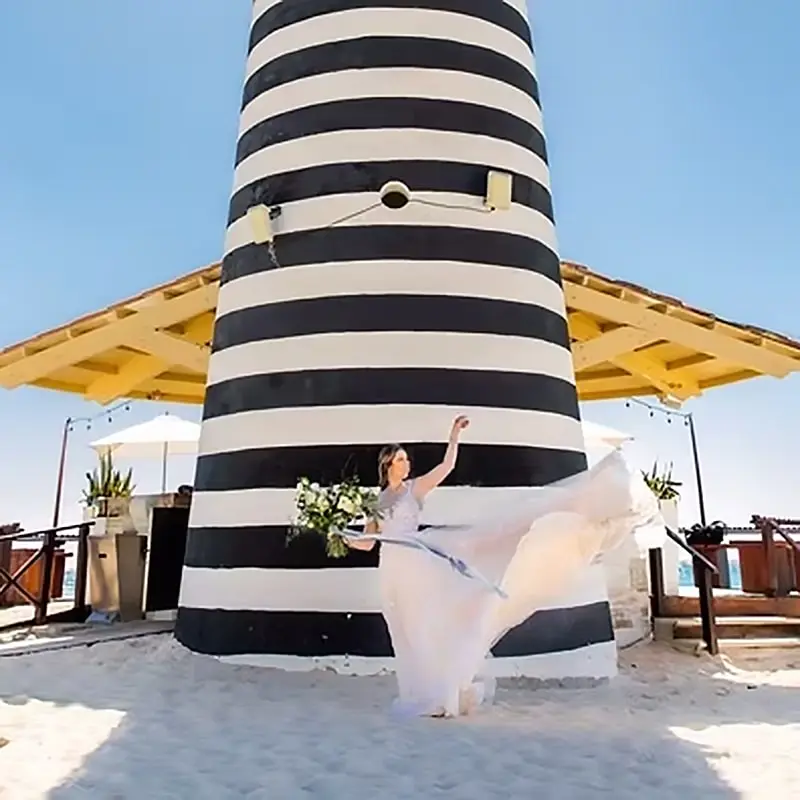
1 260 798 405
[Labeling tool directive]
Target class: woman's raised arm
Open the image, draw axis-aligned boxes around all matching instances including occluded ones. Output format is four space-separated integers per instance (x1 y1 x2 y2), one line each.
412 415 469 500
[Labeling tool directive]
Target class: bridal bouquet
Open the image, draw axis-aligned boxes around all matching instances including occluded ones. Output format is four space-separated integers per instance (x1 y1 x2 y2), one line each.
290 476 383 558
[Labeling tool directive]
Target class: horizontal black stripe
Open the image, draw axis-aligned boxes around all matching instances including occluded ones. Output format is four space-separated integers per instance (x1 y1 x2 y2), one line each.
194 444 587 491
220 227 561 286
492 602 614 659
203 369 580 421
174 602 613 658
228 161 553 226
235 97 546 167
250 0 532 56
185 522 527 570
184 526 380 570
213 295 569 353
242 37 539 110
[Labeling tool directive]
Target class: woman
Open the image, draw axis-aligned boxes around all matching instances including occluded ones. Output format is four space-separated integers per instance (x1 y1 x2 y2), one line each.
350 415 663 719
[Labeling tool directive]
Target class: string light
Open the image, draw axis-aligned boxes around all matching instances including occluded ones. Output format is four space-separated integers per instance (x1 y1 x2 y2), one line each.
52 401 133 526
623 397 707 525
67 400 131 433
626 397 691 427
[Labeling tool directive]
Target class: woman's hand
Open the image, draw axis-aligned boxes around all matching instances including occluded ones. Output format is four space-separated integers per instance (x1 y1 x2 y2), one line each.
347 518 379 551
449 414 470 441
413 416 469 500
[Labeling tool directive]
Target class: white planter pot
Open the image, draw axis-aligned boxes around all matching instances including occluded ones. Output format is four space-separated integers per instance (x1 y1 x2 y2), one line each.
658 498 681 594
658 499 679 530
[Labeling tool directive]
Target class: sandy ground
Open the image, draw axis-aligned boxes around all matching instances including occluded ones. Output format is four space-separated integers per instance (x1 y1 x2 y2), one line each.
1 635 799 800
0 603 74 631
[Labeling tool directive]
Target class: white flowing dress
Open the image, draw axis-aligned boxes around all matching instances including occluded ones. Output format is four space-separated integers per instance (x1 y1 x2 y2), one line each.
376 449 665 718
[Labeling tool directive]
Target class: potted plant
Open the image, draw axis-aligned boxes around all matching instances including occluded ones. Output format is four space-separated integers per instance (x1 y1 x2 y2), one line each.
641 461 682 593
641 461 681 525
83 452 135 518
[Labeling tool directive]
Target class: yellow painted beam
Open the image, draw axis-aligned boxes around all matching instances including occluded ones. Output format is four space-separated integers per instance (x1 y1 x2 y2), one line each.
0 286 216 389
35 377 93 394
665 353 713 371
146 378 207 402
134 389 205 405
699 370 761 391
127 330 209 374
565 282 799 377
84 315 214 404
570 313 700 399
85 354 170 405
579 383 655 401
571 324 658 370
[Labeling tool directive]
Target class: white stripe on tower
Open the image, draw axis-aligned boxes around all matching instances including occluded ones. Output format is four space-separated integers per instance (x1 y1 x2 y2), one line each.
175 0 617 679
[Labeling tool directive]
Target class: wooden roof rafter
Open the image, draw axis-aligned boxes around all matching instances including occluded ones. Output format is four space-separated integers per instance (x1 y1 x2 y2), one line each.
0 259 797 406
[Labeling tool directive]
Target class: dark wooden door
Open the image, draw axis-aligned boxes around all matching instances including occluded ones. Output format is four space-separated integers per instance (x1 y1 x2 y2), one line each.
145 506 190 613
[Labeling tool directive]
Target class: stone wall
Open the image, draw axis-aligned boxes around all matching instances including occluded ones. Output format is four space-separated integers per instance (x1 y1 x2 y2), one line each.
603 539 652 648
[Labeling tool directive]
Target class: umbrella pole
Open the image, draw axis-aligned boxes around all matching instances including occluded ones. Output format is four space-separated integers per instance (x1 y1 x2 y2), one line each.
161 442 168 493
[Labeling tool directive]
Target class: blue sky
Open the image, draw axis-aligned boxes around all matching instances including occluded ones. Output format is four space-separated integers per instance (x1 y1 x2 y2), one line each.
0 0 798 532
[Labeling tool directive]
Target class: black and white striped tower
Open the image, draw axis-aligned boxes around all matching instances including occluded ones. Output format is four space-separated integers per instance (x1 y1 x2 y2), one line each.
175 0 618 678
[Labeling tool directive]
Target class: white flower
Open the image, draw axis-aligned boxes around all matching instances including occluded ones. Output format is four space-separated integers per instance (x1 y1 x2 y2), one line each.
337 496 356 515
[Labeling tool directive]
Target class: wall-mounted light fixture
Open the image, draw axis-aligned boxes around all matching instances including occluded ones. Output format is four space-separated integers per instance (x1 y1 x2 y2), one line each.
246 204 282 244
484 170 513 211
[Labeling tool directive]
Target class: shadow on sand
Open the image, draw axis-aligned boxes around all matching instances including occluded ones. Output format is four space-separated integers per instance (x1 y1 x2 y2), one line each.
1 636 797 798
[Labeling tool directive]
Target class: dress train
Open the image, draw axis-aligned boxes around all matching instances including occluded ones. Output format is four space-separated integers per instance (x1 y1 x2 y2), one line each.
350 449 665 718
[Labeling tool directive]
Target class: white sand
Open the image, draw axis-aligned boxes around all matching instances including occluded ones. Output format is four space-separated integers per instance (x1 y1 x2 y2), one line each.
1 636 799 799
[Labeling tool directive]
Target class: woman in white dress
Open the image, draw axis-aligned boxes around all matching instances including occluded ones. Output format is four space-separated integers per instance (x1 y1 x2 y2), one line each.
349 415 663 719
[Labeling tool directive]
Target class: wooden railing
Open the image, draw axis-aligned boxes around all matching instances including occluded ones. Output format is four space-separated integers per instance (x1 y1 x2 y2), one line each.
0 521 93 628
752 516 800 597
649 526 719 655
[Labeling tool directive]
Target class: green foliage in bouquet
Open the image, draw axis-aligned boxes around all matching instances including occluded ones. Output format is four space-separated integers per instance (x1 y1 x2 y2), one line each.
290 476 383 558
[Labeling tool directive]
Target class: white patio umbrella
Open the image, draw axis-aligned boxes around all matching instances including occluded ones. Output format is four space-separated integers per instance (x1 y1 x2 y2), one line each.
581 420 633 450
90 413 200 492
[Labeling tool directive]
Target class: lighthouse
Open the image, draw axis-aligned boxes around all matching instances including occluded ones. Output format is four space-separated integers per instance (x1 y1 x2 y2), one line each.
175 0 617 679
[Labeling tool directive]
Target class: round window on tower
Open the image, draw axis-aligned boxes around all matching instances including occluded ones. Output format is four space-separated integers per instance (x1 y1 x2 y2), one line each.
379 181 411 209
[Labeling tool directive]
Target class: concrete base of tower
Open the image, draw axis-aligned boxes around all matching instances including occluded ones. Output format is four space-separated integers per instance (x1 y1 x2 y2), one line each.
174 564 620 681
211 640 619 681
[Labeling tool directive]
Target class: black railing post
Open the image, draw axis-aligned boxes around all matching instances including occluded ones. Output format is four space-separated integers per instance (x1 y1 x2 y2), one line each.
659 527 719 654
696 559 719 655
35 528 57 625
73 523 90 617
648 547 665 619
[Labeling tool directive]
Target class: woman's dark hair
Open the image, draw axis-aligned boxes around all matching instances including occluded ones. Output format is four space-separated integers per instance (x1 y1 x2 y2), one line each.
377 444 405 489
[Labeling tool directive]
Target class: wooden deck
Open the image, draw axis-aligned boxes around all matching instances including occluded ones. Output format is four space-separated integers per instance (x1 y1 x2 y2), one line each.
0 618 174 658
662 592 800 618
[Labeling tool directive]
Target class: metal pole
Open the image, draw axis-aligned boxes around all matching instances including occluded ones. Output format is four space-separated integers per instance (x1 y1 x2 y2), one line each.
687 413 707 526
161 441 168 493
51 417 72 528
51 402 132 528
